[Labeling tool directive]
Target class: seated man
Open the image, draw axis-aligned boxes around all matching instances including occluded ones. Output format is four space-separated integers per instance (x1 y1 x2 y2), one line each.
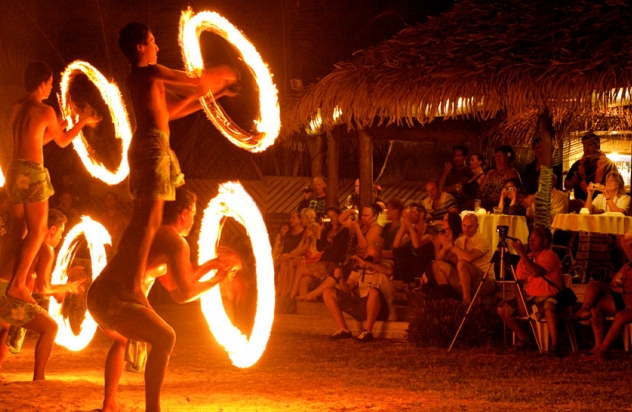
321 243 394 342
0 209 84 380
423 179 458 223
576 231 632 360
87 187 241 412
497 225 563 355
433 213 494 304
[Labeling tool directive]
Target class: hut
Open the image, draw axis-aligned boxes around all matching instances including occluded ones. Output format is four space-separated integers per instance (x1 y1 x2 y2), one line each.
282 0 632 213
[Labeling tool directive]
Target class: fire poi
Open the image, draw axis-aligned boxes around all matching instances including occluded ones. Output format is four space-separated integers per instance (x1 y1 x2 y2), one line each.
49 217 111 351
198 182 275 368
179 8 281 152
59 60 132 185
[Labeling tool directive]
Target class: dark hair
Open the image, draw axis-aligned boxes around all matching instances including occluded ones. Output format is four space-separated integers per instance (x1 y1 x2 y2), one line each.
453 145 469 157
163 187 197 224
471 153 486 167
505 178 523 191
365 203 382 217
119 22 151 64
582 132 600 148
24 62 52 93
531 224 552 247
494 145 516 163
386 199 404 212
325 206 341 216
48 208 67 229
531 138 542 148
409 202 426 213
446 213 462 238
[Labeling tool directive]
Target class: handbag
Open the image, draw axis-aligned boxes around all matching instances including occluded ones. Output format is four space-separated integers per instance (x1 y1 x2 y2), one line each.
541 275 577 308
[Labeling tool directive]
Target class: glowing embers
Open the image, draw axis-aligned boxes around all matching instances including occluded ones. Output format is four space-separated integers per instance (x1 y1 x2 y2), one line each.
198 182 274 367
179 9 280 153
59 61 132 185
49 217 111 351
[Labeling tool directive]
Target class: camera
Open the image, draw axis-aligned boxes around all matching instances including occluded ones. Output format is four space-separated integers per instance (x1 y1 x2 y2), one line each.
339 255 373 280
496 225 509 239
318 217 331 223
303 186 313 194
507 187 514 192
349 213 357 221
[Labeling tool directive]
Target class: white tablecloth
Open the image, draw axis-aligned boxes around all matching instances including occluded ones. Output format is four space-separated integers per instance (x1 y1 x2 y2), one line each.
551 213 632 235
461 212 529 253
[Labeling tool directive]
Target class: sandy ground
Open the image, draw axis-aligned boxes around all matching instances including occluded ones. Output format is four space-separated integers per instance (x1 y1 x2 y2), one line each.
0 302 430 412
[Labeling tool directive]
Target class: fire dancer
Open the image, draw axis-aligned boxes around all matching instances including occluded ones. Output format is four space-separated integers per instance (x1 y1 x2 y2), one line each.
0 209 84 380
87 187 241 412
3 62 99 303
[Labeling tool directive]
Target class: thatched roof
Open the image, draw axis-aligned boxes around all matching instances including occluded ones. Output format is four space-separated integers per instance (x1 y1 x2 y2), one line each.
282 0 632 137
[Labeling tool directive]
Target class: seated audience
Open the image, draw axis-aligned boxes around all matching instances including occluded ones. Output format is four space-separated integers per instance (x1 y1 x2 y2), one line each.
423 179 458 223
498 225 563 355
272 222 290 266
439 145 473 207
427 213 463 296
576 232 632 360
439 213 495 304
498 178 527 216
292 207 350 300
343 179 360 210
585 171 630 215
382 199 404 260
478 145 521 210
392 203 434 285
275 211 307 300
339 203 383 256
322 243 394 342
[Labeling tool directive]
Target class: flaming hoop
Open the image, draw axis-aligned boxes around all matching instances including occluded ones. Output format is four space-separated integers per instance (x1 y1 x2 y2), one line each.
179 9 280 153
0 167 4 187
59 61 132 185
49 216 111 351
198 182 274 368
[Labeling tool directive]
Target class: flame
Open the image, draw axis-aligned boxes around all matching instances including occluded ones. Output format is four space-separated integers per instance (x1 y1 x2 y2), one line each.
0 167 4 187
198 182 274 368
59 61 132 185
179 9 280 153
49 216 111 351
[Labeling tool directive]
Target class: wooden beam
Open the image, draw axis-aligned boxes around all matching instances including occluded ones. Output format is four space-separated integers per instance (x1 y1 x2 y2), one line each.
358 129 374 209
326 131 339 209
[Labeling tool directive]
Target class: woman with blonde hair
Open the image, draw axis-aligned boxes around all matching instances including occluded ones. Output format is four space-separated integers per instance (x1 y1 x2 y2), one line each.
585 171 630 215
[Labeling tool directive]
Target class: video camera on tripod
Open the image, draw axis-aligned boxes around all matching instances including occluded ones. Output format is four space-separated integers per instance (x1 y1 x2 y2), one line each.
496 225 517 243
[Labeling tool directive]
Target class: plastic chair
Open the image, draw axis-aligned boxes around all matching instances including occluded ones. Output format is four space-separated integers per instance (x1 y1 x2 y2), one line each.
604 317 632 351
513 274 578 353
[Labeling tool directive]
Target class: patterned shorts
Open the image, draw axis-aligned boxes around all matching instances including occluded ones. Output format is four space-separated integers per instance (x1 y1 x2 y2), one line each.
6 159 55 204
128 128 184 201
0 281 45 327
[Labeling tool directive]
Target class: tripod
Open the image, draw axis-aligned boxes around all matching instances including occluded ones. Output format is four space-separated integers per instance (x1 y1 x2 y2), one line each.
448 234 538 352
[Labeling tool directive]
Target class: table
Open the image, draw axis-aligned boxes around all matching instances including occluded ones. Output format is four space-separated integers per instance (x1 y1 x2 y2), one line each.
551 213 632 273
551 213 632 235
461 212 529 253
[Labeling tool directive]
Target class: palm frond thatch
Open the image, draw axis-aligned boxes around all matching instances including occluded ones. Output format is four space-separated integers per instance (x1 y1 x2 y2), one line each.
282 0 632 138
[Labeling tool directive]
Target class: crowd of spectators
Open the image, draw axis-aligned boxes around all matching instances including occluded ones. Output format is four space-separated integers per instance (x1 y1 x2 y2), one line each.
278 132 632 355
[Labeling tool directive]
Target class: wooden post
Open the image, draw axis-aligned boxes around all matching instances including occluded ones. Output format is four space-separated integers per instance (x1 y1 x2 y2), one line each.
358 129 374 209
535 108 553 229
306 134 324 178
326 131 339 209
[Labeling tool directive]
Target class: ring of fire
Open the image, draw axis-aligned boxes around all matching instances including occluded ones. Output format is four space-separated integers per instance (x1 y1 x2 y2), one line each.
197 182 275 368
59 61 132 185
49 217 111 351
179 9 280 153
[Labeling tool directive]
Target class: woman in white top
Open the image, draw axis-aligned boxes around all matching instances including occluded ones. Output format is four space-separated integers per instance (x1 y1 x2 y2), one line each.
585 171 630 215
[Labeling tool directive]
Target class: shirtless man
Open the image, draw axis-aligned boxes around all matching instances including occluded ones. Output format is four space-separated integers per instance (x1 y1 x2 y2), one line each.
0 209 84 380
88 187 240 412
94 22 236 314
4 62 99 303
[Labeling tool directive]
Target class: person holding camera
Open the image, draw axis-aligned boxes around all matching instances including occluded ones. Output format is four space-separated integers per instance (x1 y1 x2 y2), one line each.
339 204 383 257
292 207 350 301
298 176 328 219
497 178 526 216
322 243 394 342
497 225 563 355
584 171 630 215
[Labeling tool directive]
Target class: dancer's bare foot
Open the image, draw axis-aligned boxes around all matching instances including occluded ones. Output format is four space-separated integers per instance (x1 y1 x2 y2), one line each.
584 351 606 362
6 285 36 304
